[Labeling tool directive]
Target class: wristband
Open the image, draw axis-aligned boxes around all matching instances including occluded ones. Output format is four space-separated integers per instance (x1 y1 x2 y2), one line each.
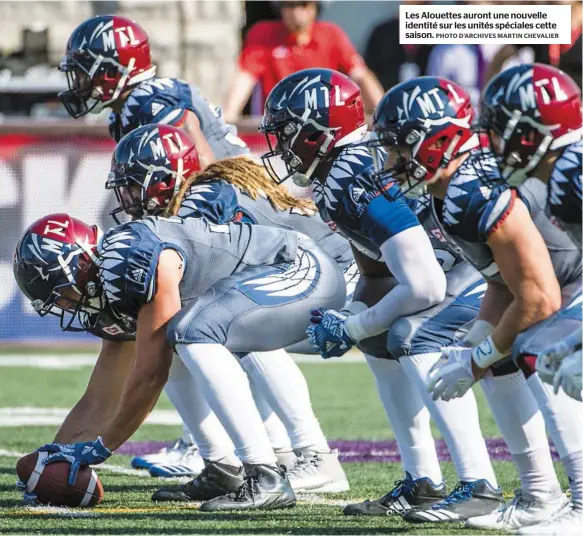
344 314 369 343
471 335 506 368
463 320 495 347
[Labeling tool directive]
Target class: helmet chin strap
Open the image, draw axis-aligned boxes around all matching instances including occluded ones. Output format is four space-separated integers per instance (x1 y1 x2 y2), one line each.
298 130 335 186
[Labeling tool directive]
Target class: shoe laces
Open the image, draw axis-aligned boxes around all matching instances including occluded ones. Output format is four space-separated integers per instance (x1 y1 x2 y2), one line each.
288 453 322 478
387 476 416 500
432 481 475 510
231 475 260 502
497 489 531 522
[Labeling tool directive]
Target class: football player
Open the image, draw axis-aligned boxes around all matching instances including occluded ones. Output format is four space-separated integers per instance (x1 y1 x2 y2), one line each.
105 124 351 497
58 13 288 477
13 208 346 511
478 64 582 534
372 75 581 533
259 68 502 522
480 64 582 408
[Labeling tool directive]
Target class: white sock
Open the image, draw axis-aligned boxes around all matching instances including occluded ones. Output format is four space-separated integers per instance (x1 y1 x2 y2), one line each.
480 371 561 497
562 451 583 509
175 343 277 466
247 375 293 453
240 350 329 453
401 353 498 487
165 353 240 466
181 424 194 446
526 374 582 458
365 354 442 483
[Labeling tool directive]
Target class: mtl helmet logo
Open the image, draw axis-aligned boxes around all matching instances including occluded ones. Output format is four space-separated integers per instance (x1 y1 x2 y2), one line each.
492 68 569 112
86 20 141 52
398 83 465 124
304 85 346 110
137 128 186 159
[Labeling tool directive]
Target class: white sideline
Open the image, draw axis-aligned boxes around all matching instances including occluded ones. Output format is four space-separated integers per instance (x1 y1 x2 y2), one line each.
0 351 364 369
0 407 183 427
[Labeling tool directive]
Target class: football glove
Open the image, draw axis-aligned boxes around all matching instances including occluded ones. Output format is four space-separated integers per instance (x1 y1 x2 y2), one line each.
306 308 356 359
553 351 582 402
428 346 476 401
38 436 111 485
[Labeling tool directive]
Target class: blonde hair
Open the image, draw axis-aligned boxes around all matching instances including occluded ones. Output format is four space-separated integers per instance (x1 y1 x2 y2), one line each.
165 157 316 217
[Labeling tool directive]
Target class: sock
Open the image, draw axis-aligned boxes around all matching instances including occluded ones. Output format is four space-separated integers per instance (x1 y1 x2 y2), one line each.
562 451 583 510
480 371 561 497
365 354 442 483
175 343 277 466
526 373 582 458
181 424 194 446
401 353 498 487
240 350 330 453
165 353 240 466
247 375 293 453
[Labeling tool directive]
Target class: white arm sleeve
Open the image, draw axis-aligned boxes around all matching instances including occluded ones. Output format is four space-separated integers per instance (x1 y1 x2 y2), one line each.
344 226 447 341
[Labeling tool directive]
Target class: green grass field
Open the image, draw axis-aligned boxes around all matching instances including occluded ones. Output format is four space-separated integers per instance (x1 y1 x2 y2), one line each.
0 355 567 535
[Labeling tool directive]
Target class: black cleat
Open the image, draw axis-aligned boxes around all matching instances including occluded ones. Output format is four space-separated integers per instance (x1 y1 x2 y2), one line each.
343 472 447 516
199 464 296 511
151 461 244 502
404 479 504 523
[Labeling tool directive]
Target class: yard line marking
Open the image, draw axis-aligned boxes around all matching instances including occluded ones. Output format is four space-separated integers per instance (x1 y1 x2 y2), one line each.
0 351 364 369
0 407 183 427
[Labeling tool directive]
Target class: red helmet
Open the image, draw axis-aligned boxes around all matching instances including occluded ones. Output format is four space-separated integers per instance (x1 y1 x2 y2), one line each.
13 214 103 331
372 76 477 198
480 63 582 183
260 68 366 186
106 124 202 223
59 15 156 118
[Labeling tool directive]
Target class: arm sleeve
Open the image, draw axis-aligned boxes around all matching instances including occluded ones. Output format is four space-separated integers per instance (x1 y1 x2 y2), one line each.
238 24 268 78
344 225 447 340
332 25 365 74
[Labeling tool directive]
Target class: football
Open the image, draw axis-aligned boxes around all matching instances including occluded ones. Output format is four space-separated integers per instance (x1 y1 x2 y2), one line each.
16 451 104 507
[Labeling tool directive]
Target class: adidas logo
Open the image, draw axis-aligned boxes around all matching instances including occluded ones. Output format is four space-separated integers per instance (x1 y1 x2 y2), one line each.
352 187 365 202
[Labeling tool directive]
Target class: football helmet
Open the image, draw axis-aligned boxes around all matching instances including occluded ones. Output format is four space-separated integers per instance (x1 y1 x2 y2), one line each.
260 68 366 186
480 63 582 184
106 124 201 223
13 214 103 331
59 15 156 118
371 76 478 198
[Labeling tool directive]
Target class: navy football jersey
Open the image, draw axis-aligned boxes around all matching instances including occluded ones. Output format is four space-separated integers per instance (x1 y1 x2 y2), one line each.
96 216 297 319
312 144 420 262
546 140 582 249
435 149 581 286
177 179 353 270
108 77 250 160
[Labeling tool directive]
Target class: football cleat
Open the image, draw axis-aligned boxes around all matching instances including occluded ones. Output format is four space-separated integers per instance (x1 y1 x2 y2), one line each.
199 464 296 511
151 461 244 502
343 472 447 516
404 479 503 523
517 505 583 535
466 489 570 531
148 445 205 478
274 449 297 472
131 438 192 470
287 449 349 493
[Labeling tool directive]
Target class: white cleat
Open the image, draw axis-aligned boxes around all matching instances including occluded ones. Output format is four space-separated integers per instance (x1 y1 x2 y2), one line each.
149 445 205 478
131 438 193 470
275 449 298 472
517 506 583 535
287 449 349 493
465 490 570 532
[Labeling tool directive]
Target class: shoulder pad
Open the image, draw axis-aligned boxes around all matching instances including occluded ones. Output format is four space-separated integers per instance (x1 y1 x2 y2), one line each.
177 180 239 223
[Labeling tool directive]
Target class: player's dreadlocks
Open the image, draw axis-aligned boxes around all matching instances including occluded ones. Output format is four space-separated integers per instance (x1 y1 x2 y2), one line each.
165 157 316 216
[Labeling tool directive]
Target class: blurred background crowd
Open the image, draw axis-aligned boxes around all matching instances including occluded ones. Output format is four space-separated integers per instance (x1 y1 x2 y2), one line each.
0 0 580 122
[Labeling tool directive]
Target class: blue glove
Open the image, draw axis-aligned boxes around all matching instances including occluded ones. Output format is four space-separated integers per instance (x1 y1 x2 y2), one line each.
38 437 112 485
306 308 356 359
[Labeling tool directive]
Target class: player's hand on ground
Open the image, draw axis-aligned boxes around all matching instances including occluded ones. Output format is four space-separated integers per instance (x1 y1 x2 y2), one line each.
428 346 476 401
38 437 112 485
306 308 356 359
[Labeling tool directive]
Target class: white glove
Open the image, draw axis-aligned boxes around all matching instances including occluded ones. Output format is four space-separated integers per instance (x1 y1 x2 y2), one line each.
428 346 476 401
554 351 582 402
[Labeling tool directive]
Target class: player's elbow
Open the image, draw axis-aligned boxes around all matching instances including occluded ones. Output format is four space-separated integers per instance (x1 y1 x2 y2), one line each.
523 285 562 323
412 271 447 309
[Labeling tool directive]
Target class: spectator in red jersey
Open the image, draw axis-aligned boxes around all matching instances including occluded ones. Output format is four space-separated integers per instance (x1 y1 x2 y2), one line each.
222 0 383 121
